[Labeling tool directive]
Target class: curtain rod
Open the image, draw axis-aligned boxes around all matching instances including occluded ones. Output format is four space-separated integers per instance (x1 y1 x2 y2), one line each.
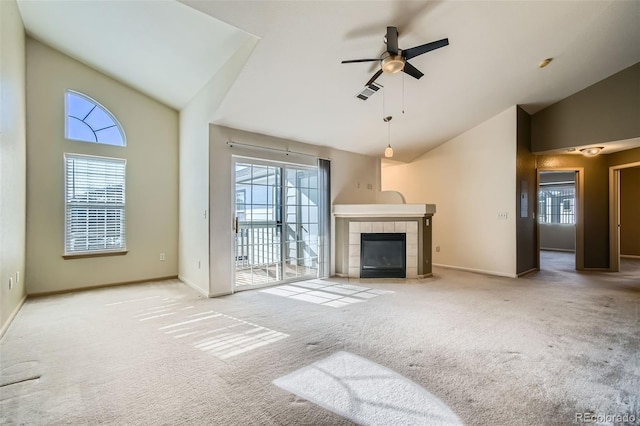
226 140 330 161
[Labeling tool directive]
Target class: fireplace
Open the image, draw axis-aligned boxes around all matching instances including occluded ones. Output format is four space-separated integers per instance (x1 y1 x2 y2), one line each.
360 233 406 278
333 203 435 279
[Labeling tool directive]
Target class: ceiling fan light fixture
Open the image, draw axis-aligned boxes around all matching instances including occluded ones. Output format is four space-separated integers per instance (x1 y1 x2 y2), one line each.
580 146 604 157
382 54 405 74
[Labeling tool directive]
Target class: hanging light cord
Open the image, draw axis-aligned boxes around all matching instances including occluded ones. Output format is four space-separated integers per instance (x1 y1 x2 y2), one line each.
388 118 391 145
382 84 386 119
402 72 405 114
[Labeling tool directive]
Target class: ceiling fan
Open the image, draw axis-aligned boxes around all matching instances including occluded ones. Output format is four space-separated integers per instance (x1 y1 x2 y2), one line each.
342 26 449 88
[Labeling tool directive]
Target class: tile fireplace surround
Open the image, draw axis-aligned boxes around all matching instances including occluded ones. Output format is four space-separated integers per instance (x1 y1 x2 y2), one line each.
333 204 435 279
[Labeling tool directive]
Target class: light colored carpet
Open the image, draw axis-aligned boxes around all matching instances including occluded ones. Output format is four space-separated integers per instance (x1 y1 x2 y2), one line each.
1 253 639 425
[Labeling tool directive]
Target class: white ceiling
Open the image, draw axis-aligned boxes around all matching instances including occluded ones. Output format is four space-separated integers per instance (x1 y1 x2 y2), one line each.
16 0 253 110
17 1 640 162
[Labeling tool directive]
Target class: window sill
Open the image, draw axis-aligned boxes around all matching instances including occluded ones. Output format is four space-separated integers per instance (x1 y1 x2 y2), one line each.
62 250 128 260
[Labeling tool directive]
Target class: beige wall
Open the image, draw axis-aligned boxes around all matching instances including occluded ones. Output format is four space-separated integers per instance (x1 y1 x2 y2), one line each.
209 125 380 296
532 62 640 152
383 106 518 277
25 39 179 294
0 0 27 333
179 37 257 297
620 167 640 256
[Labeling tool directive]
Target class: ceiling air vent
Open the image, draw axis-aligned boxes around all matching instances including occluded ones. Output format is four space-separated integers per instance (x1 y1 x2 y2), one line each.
355 82 382 101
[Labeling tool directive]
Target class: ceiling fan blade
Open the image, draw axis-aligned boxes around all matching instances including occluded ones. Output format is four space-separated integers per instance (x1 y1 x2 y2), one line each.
403 38 449 60
403 62 424 80
366 69 383 87
342 59 380 64
386 26 398 54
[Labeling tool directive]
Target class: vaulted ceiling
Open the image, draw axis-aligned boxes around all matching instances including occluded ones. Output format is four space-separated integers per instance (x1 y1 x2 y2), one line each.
17 1 640 162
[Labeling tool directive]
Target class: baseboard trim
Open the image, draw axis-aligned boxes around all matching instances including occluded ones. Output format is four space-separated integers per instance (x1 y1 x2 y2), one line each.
433 263 518 278
621 255 640 259
209 291 233 298
28 276 179 298
178 275 211 298
0 294 27 340
517 268 538 277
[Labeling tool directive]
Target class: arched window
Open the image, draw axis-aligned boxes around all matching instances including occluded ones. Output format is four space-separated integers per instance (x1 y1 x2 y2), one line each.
65 90 126 146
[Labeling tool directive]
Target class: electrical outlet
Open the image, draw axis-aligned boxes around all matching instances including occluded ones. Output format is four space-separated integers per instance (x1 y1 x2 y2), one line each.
9 277 13 290
497 212 508 220
436 246 441 252
367 183 373 190
159 253 165 261
357 182 361 189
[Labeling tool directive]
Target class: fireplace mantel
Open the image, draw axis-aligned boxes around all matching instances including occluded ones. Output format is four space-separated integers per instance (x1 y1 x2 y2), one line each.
333 204 435 279
333 204 436 218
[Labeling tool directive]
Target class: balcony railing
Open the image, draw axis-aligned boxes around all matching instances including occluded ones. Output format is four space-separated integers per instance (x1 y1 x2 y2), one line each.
234 221 319 286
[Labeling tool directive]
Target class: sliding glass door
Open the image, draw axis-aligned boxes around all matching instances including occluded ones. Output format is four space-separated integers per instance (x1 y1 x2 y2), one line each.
234 159 321 289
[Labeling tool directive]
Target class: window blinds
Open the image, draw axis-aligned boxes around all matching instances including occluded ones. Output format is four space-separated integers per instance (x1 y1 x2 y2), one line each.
64 154 126 254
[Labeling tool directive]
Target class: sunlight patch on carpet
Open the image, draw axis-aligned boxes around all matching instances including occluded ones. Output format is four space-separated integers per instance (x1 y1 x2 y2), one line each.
274 351 462 426
261 280 393 307
104 295 161 306
112 298 289 360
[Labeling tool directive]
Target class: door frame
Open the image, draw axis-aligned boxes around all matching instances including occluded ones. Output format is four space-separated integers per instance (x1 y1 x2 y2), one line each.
536 167 584 270
609 161 640 272
231 156 321 291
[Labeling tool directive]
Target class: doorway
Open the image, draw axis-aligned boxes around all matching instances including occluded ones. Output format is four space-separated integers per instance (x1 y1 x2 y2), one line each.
233 159 321 289
609 162 640 272
537 169 584 271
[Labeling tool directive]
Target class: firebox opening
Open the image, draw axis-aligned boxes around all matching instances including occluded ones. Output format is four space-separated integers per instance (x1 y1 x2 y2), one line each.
360 233 406 278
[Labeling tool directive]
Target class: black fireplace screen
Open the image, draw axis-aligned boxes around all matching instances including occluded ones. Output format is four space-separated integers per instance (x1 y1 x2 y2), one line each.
360 233 406 278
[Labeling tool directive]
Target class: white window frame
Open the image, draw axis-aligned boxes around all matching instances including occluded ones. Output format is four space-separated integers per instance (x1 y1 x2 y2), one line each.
65 90 127 146
64 153 127 257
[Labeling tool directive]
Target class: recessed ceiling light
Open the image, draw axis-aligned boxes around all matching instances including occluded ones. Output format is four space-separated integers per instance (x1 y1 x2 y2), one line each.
539 57 553 68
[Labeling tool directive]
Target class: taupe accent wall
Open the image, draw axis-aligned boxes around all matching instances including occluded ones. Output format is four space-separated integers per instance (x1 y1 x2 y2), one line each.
620 167 640 256
536 154 609 268
532 62 640 152
607 147 640 166
537 148 640 269
25 39 179 294
516 107 537 274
